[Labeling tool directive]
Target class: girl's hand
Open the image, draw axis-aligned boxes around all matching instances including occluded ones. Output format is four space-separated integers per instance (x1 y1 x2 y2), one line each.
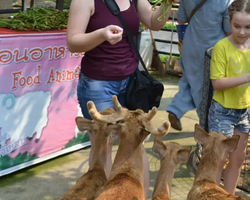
102 25 123 45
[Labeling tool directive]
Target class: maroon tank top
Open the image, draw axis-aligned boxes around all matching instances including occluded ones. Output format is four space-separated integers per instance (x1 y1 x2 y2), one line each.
81 0 140 81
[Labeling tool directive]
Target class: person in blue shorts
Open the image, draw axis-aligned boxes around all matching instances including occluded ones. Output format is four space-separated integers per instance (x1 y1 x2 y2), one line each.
166 0 233 131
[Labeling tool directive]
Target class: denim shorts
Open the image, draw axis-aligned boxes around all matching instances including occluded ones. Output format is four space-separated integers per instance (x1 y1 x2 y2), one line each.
208 100 250 137
77 72 130 120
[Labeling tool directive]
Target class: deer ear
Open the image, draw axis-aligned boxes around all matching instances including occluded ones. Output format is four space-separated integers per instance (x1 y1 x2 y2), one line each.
177 147 192 163
194 124 210 145
222 135 240 153
75 117 96 132
153 137 166 158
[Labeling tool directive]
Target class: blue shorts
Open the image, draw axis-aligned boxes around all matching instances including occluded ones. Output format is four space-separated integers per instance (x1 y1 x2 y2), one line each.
208 100 250 137
77 72 130 120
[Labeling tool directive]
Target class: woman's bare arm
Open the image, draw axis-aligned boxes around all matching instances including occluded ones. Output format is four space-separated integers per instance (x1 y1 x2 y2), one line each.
137 0 179 31
67 0 123 53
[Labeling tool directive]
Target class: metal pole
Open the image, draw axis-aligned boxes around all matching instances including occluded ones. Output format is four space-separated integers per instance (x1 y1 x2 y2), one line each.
22 0 27 11
56 0 64 11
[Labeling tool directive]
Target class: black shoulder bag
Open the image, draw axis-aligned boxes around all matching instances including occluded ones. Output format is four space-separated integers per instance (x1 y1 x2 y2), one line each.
103 0 164 113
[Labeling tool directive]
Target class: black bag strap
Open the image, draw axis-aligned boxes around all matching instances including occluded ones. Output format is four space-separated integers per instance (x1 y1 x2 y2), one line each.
103 0 149 74
134 0 138 11
188 0 208 23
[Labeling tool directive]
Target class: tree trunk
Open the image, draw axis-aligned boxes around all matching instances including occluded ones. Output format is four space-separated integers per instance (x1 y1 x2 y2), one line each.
17 0 30 7
30 0 45 8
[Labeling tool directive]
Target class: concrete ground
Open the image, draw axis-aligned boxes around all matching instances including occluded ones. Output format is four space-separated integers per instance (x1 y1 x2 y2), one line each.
0 75 249 200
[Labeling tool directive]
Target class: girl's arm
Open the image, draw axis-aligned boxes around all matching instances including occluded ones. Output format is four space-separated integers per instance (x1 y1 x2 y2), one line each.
212 74 250 91
67 0 123 53
177 19 186 24
210 39 250 91
137 0 180 31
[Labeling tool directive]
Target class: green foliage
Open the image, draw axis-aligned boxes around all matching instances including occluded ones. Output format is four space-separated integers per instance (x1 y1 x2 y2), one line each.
64 132 90 149
162 22 176 30
160 54 180 62
149 0 172 21
140 22 176 30
0 7 69 31
0 132 90 171
0 152 38 171
64 0 72 5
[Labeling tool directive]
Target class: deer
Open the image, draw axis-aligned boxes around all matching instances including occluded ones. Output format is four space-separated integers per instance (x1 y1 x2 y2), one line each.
91 95 171 200
187 124 245 200
152 137 192 200
60 97 130 200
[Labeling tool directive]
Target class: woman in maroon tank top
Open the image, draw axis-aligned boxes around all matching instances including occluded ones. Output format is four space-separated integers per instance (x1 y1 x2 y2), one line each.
67 0 181 198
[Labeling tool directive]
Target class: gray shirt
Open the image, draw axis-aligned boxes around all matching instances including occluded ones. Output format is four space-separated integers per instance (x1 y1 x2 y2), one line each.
177 0 233 76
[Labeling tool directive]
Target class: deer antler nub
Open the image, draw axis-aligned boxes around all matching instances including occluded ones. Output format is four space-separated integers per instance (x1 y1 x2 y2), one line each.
145 107 157 121
140 107 171 137
87 95 129 123
144 121 171 137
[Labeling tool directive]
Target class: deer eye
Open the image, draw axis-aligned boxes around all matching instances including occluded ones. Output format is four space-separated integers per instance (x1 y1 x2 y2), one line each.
116 120 125 124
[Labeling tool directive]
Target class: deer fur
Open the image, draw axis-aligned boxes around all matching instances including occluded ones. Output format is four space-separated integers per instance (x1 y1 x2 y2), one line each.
152 137 192 200
93 96 171 200
60 97 130 200
187 124 245 200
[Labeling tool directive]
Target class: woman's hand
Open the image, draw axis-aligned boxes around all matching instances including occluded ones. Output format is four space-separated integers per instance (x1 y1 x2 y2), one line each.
138 0 181 31
102 25 123 45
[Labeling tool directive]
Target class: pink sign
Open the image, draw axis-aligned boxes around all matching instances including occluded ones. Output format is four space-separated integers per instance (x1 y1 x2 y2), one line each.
0 32 89 176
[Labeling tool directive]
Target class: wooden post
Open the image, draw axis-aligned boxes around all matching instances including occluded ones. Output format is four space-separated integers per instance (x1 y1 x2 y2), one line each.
30 0 45 8
22 0 27 11
56 0 64 11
